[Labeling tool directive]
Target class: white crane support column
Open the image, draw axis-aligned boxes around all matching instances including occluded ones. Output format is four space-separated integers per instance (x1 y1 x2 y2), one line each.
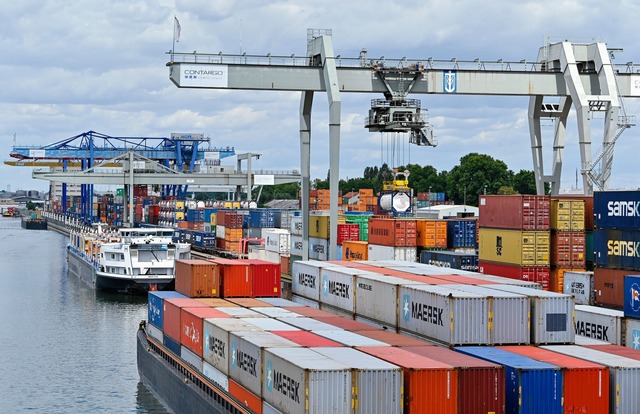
308 30 341 260
300 91 313 260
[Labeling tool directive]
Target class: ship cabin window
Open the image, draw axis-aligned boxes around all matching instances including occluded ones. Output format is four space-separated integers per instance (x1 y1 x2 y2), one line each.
111 253 116 260
120 254 125 260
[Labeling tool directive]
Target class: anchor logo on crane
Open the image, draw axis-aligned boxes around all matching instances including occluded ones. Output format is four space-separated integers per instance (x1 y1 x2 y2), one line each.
443 70 457 93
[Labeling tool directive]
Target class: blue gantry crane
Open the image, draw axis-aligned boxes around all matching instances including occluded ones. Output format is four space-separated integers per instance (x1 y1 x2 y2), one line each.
9 130 235 222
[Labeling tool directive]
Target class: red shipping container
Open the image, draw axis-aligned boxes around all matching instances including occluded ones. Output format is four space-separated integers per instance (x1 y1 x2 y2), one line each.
582 343 640 360
174 259 221 298
551 231 586 268
271 330 343 347
162 298 209 343
367 218 417 247
594 267 626 309
500 345 609 414
357 346 458 414
228 378 262 414
479 194 550 230
243 259 281 298
209 258 252 298
404 346 506 414
355 330 436 347
336 223 361 245
224 212 243 228
479 261 550 290
180 307 230 357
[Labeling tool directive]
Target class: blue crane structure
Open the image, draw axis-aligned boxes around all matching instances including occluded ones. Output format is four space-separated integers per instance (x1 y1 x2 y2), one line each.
9 130 235 221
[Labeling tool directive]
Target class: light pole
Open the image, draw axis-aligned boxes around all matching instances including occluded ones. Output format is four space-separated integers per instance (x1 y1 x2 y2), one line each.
484 184 487 195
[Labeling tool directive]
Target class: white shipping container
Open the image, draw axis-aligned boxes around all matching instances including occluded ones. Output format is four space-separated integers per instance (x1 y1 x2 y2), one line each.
311 347 403 414
319 267 360 314
575 304 625 345
277 317 345 332
355 272 425 327
574 335 611 346
248 246 267 260
318 302 355 319
542 345 640 413
181 345 203 372
290 216 303 236
146 323 164 343
262 400 284 414
241 317 302 332
367 244 417 262
311 330 390 347
290 235 303 257
446 284 530 345
563 271 595 305
229 331 300 397
291 294 320 309
291 261 340 302
487 285 575 345
216 307 267 318
264 250 281 265
203 318 263 374
258 298 304 307
263 347 352 414
203 360 229 392
309 237 329 261
251 307 303 319
265 229 291 254
399 284 489 346
624 318 640 350
216 224 226 239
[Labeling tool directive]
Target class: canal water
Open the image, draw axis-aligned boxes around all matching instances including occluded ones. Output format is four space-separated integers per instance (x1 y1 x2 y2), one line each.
0 217 169 413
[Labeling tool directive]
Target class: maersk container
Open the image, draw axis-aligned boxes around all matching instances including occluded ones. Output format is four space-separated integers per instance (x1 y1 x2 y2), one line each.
593 190 640 230
271 330 343 347
229 331 300 398
262 400 284 414
318 267 361 314
203 360 229 392
262 347 352 414
181 345 203 372
250 307 301 319
290 235 303 256
367 244 417 262
241 317 301 332
276 317 344 332
478 194 551 230
624 274 640 319
355 272 425 328
147 291 186 330
308 237 329 261
312 347 403 414
399 284 489 346
542 344 640 414
594 228 640 269
290 216 303 236
500 345 609 414
624 318 640 349
563 270 595 305
202 318 263 375
455 346 563 414
357 346 458 414
486 284 575 344
420 250 479 272
404 346 506 414
291 261 340 302
446 284 530 345
574 304 625 345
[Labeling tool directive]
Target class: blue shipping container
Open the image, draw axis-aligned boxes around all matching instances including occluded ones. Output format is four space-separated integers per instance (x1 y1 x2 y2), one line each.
446 219 477 248
248 210 275 228
163 335 181 355
594 190 640 230
147 291 186 329
624 274 640 319
455 346 563 414
594 229 640 270
420 250 478 271
193 231 216 248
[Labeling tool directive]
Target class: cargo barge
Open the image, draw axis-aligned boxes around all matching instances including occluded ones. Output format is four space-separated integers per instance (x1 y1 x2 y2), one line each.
21 216 47 230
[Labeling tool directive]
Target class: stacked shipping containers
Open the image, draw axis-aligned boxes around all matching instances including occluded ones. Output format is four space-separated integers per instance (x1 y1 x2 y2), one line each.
548 198 587 292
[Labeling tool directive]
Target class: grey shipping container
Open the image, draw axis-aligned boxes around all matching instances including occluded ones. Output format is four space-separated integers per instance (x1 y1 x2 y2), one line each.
311 347 403 414
203 360 229 392
399 284 489 346
487 284 575 344
311 330 390 347
276 317 345 332
446 284 530 344
624 318 640 350
574 304 625 345
318 267 362 314
563 271 595 305
263 347 352 414
542 345 640 414
291 261 340 302
250 307 303 319
203 318 263 375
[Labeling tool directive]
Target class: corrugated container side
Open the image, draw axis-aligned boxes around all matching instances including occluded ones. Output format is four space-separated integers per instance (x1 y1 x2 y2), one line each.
479 261 550 290
357 346 458 414
415 219 448 248
478 194 550 230
574 304 624 344
624 274 640 319
229 378 263 414
174 259 221 298
550 199 586 231
291 261 339 302
180 307 230 357
202 360 229 392
479 228 550 266
550 231 585 268
263 347 352 414
486 284 574 344
354 273 414 327
311 346 403 414
162 297 209 342
202 318 263 374
500 345 609 414
403 345 506 414
594 267 626 309
542 344 640 414
147 291 186 329
342 240 368 261
455 346 563 414
399 284 489 346
446 219 477 249
244 259 281 298
209 258 253 298
308 237 329 261
625 318 640 349
420 250 479 272
367 244 417 262
319 267 357 314
593 190 640 230
594 228 640 269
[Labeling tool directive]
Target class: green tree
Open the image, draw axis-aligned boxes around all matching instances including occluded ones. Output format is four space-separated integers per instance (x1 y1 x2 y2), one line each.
26 200 36 210
445 153 513 206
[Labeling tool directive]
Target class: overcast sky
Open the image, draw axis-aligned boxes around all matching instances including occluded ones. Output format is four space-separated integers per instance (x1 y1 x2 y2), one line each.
3 0 640 193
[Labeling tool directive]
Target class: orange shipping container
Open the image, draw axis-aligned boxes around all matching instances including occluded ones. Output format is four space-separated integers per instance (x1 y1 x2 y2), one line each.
368 218 417 247
162 298 209 343
174 259 221 298
210 258 252 298
180 307 230 357
549 267 584 293
342 241 368 261
224 228 243 241
228 379 262 414
416 219 448 248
